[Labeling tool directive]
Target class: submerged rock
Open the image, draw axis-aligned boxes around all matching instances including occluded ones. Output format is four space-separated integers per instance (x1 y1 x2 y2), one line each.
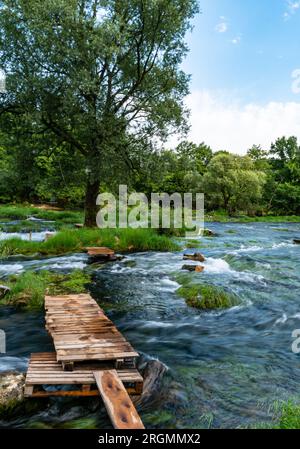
203 229 217 237
183 252 206 262
182 265 205 273
176 284 240 310
0 372 25 415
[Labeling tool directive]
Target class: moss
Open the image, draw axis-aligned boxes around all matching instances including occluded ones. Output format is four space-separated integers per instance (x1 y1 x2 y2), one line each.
3 270 92 309
176 284 240 310
60 417 99 429
60 270 91 294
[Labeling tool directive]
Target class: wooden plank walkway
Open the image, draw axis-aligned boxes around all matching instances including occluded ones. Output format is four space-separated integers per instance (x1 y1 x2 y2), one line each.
25 353 143 397
94 370 145 429
25 293 144 429
45 294 138 368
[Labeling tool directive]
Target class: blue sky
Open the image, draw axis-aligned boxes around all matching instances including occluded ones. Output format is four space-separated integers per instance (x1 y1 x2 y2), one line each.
178 0 300 153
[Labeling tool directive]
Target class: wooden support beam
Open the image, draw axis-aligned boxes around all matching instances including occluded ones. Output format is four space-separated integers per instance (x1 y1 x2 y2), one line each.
93 370 145 429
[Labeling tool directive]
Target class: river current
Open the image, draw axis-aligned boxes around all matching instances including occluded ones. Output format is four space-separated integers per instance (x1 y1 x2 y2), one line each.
1 222 300 428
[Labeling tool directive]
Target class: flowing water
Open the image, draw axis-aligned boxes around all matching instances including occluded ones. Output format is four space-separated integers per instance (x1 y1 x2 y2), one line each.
1 222 300 428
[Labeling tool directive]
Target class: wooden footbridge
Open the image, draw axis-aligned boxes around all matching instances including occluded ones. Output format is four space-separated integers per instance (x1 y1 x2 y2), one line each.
25 293 144 429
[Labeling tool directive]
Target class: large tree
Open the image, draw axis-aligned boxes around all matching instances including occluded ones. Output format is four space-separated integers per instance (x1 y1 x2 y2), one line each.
0 0 198 225
202 153 266 214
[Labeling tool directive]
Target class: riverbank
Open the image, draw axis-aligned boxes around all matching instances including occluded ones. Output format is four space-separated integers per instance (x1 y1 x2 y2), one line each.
1 204 300 229
205 211 300 223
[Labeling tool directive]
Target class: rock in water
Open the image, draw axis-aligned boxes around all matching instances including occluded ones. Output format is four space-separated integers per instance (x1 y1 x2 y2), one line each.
182 265 205 272
134 359 168 408
0 372 25 413
0 285 10 299
203 229 217 237
183 253 206 262
294 239 300 245
195 265 205 273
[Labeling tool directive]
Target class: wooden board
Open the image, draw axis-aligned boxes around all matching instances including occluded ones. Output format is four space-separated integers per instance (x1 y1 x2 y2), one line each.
25 353 143 397
85 247 115 256
44 294 138 365
93 370 145 429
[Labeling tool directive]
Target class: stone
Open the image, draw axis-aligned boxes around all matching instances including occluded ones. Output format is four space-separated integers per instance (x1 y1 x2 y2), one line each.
182 265 205 272
294 239 300 245
183 252 205 262
203 229 217 237
0 372 25 412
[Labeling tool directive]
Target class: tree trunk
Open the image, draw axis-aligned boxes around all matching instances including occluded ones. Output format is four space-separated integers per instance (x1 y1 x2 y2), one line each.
84 178 100 227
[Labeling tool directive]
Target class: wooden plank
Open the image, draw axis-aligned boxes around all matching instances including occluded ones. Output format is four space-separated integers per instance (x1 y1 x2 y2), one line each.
44 294 138 364
85 247 115 255
56 351 138 362
26 387 140 398
93 370 144 429
26 353 143 384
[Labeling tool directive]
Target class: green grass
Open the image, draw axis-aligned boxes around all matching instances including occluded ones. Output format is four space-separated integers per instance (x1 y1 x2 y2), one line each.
252 400 300 429
3 270 92 309
0 227 179 257
205 210 300 223
275 401 300 429
176 283 240 310
0 204 83 224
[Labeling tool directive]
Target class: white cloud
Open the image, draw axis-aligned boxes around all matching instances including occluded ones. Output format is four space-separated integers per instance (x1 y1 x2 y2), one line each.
177 90 300 154
231 36 241 45
215 20 228 33
284 1 300 20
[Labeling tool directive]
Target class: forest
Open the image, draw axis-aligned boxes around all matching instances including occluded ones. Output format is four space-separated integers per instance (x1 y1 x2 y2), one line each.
0 132 300 218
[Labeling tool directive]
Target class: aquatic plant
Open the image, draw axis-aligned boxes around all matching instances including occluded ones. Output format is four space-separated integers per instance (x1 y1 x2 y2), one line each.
176 283 240 310
273 400 300 429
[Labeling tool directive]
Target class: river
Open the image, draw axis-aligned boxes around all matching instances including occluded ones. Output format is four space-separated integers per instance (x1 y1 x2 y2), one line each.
1 222 300 428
